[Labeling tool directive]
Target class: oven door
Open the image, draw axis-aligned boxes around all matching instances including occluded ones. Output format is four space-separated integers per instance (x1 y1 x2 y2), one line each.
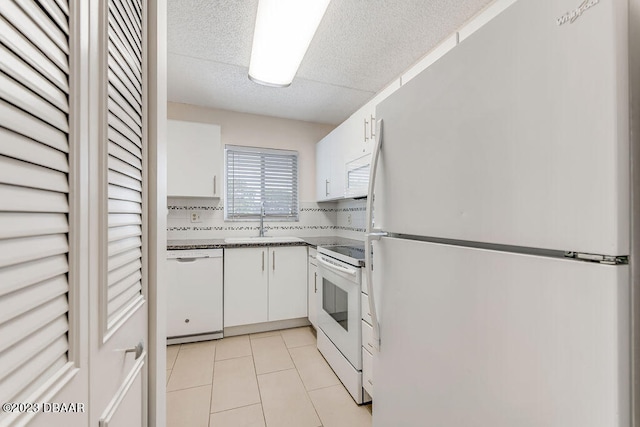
316 253 362 370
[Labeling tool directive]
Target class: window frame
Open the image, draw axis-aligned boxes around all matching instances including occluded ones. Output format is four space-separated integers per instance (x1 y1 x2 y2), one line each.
224 145 300 222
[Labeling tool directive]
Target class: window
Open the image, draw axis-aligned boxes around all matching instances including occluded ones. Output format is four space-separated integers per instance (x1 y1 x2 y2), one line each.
225 145 299 221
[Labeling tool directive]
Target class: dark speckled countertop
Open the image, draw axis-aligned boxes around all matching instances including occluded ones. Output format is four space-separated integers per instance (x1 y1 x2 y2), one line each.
167 236 363 251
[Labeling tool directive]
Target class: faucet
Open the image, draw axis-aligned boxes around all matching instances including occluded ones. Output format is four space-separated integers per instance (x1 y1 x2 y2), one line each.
259 201 266 237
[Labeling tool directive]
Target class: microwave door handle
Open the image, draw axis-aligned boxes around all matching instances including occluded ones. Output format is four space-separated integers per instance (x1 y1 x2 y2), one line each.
316 256 357 276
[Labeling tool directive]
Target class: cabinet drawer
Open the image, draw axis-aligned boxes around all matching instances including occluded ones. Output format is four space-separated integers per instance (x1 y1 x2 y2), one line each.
362 347 374 397
362 320 375 353
361 293 372 324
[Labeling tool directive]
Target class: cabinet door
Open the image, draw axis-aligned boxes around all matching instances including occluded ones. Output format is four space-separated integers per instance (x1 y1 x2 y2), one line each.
268 246 308 321
308 250 318 328
167 119 221 197
316 136 332 201
224 248 268 327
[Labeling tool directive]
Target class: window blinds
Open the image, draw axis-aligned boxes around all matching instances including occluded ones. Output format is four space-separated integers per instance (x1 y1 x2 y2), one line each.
0 0 71 410
106 0 144 330
225 145 299 220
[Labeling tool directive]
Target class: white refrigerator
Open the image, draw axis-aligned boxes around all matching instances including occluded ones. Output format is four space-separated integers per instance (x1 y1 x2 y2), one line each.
364 0 638 426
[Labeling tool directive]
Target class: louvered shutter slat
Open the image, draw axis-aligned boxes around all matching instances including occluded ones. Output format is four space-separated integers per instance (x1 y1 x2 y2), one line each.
0 100 68 153
0 2 68 71
109 0 141 53
0 128 68 173
14 0 68 52
108 170 142 192
0 72 68 132
109 88 142 128
107 282 142 324
108 142 142 170
109 12 142 75
0 183 68 213
108 213 141 227
0 44 68 113
0 275 67 326
108 236 141 257
104 0 143 331
0 0 71 416
109 185 142 203
109 156 142 180
0 336 68 404
35 0 69 35
0 212 68 239
108 126 143 158
0 295 68 354
0 156 69 193
0 316 68 383
0 254 68 296
0 17 67 92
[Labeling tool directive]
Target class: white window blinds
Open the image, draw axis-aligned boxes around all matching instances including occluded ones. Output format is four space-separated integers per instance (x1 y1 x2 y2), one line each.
105 0 144 331
0 0 71 413
225 145 299 220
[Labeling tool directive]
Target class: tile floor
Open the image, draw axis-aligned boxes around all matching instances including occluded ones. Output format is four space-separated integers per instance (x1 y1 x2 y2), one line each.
166 326 372 427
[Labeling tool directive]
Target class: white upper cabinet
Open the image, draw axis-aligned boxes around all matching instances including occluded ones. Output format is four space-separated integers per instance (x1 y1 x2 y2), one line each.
315 79 400 202
316 126 345 201
167 119 222 198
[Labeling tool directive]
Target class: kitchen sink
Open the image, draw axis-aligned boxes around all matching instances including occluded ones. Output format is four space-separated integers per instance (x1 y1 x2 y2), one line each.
224 236 304 244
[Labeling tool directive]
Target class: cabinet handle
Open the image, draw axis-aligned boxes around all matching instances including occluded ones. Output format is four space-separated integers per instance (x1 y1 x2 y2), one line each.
364 118 369 142
272 250 275 271
314 272 317 293
325 179 330 197
370 115 375 138
262 251 265 271
368 379 373 385
213 175 217 195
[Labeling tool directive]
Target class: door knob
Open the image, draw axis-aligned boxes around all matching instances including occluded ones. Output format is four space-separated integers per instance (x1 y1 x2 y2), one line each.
125 340 144 360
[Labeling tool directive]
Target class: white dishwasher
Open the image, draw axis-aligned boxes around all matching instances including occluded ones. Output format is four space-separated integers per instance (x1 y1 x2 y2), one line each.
167 249 223 344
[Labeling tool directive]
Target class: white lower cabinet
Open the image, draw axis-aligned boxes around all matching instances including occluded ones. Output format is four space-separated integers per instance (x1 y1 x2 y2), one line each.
224 247 268 327
224 245 307 327
362 347 374 397
269 246 308 321
308 248 318 328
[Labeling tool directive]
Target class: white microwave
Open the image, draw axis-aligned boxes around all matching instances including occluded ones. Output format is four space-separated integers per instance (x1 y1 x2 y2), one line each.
345 154 371 198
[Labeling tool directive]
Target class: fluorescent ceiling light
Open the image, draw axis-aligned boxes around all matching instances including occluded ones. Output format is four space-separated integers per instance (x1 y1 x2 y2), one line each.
249 0 331 87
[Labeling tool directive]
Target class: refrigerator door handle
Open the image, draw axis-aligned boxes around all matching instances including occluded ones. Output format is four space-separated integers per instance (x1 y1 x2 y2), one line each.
365 119 383 350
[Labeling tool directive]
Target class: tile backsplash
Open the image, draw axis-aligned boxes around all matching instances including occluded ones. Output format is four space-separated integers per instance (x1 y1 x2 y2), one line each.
167 197 367 241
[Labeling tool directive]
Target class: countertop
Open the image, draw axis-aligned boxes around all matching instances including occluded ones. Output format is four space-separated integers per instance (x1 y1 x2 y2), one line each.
167 236 363 251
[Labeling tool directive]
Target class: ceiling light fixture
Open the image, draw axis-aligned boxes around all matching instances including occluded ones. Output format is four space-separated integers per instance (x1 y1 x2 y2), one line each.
248 0 331 87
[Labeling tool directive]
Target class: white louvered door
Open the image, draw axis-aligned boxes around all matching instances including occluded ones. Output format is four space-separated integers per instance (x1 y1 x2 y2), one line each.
0 1 88 426
93 0 147 425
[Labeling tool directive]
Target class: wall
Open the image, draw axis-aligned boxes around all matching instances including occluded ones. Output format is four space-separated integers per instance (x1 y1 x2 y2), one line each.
167 198 367 240
168 102 334 202
167 102 346 240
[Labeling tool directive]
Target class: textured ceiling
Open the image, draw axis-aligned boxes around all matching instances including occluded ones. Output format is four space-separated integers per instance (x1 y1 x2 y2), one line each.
168 0 494 125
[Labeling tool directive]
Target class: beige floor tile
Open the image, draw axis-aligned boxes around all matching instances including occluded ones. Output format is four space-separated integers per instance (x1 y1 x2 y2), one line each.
167 344 180 369
250 335 294 375
249 330 281 340
280 326 316 348
167 385 212 427
258 369 321 427
309 384 372 427
289 344 340 391
211 355 261 413
215 335 252 361
167 341 216 391
209 403 265 427
166 369 172 386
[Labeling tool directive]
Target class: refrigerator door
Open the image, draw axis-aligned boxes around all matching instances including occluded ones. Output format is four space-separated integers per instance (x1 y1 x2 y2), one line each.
374 0 629 255
373 237 629 427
